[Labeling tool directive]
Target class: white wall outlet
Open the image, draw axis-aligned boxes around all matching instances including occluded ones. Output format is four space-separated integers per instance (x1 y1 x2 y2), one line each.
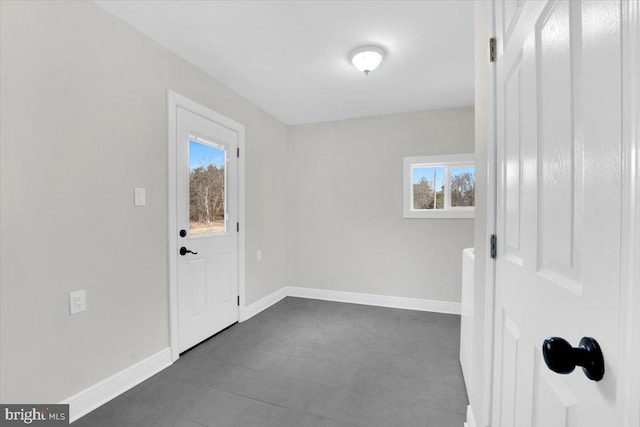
134 187 146 206
257 249 262 262
69 290 86 315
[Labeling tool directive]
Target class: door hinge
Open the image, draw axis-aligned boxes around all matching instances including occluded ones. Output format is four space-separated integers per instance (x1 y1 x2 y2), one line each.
236 222 239 233
489 37 497 62
237 296 240 306
237 147 240 158
490 234 497 259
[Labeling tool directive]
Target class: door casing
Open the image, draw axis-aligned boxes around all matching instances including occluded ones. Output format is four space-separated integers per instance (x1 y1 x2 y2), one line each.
167 90 246 362
617 1 640 425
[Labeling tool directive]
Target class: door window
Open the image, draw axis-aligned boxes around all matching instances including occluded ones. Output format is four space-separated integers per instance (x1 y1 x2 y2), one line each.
189 138 226 235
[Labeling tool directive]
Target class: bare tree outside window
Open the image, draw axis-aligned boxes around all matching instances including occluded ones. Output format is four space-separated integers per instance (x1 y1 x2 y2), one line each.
450 168 475 207
189 140 226 234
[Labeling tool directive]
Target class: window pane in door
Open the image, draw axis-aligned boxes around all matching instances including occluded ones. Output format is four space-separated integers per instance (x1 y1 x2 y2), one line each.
450 167 475 207
189 139 226 235
412 166 445 209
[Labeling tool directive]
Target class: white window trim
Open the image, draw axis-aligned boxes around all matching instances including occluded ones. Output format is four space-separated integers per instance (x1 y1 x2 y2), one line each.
403 153 475 219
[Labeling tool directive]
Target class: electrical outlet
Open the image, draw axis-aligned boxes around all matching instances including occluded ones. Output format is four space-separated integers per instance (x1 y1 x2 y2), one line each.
257 250 262 262
69 290 86 315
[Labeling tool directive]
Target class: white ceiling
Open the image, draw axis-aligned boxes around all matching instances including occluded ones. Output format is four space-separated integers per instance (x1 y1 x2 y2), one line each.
95 1 474 125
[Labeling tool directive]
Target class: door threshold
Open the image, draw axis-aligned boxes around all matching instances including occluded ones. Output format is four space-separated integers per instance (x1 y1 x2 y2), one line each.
179 321 239 357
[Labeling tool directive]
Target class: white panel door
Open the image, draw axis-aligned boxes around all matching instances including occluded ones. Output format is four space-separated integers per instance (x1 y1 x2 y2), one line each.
493 1 622 426
176 106 238 352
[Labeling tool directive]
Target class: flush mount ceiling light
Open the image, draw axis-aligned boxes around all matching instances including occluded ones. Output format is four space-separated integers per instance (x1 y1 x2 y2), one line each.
350 46 384 76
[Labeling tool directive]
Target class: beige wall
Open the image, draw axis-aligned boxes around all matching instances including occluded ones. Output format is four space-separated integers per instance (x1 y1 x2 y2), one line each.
0 0 288 403
287 108 475 302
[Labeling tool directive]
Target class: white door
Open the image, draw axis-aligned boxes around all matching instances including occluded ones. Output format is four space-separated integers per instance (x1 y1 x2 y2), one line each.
493 1 622 426
176 106 239 353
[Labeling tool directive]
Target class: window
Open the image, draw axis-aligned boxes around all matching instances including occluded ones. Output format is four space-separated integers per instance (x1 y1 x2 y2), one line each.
403 153 475 219
189 138 227 234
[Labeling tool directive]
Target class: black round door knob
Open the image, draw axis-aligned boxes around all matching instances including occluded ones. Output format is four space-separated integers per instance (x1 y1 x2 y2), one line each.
179 247 198 256
542 337 604 381
179 229 187 237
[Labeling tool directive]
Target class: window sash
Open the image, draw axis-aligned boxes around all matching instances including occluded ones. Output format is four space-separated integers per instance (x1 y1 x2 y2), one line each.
410 162 474 211
403 153 475 219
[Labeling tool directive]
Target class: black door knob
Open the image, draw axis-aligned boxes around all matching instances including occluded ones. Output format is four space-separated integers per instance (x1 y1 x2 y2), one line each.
542 337 604 381
179 229 187 237
179 247 198 256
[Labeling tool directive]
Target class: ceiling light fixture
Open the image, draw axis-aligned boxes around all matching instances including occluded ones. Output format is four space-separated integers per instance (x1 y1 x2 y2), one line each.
350 46 384 76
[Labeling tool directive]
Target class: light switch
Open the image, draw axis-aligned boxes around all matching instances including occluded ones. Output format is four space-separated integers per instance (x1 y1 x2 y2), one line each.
134 187 146 206
257 250 262 262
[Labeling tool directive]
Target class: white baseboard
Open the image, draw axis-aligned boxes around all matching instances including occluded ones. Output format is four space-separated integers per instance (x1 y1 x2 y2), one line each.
240 286 461 323
239 286 288 321
287 286 461 315
61 348 172 423
465 405 477 427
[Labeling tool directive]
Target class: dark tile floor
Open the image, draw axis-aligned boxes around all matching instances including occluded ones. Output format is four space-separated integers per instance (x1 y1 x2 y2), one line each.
73 297 467 427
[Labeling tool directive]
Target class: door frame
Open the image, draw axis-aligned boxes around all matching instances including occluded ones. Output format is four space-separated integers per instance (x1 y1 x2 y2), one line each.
469 1 499 426
617 1 640 425
167 90 246 362
484 1 640 426
480 1 498 426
